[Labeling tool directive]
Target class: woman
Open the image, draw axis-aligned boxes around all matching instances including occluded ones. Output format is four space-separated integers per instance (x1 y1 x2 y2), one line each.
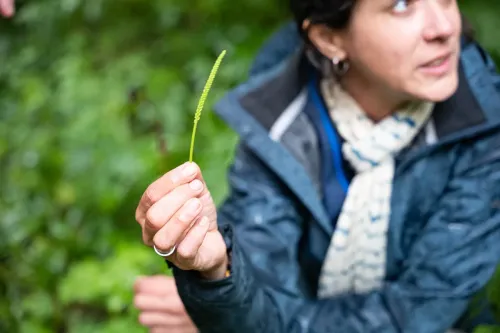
135 0 500 332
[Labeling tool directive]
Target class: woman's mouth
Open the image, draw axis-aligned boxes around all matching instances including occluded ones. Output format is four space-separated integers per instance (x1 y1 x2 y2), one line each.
419 53 453 77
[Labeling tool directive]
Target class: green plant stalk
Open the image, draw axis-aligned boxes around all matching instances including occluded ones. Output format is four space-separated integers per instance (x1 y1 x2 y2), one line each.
189 50 227 162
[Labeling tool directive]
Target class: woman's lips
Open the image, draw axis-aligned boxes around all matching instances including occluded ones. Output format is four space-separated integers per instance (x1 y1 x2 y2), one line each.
419 53 453 77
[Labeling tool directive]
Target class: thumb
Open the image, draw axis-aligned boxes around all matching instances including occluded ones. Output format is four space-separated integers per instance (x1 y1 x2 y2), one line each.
188 162 209 189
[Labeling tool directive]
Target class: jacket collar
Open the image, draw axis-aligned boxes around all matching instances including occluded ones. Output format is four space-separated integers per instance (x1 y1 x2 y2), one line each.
229 39 500 143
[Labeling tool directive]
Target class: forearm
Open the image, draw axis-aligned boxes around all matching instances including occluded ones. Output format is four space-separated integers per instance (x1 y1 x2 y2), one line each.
172 223 474 333
174 264 468 333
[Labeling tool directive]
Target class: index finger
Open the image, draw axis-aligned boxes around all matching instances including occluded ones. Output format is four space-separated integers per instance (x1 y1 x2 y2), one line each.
135 162 201 223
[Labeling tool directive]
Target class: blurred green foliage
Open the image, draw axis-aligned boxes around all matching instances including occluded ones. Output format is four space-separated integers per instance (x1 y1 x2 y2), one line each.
0 0 499 332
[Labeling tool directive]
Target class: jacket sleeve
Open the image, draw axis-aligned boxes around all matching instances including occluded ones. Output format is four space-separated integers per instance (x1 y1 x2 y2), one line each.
172 141 500 333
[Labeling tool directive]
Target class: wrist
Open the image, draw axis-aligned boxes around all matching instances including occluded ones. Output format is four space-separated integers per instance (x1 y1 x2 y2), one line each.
198 226 233 281
200 254 229 281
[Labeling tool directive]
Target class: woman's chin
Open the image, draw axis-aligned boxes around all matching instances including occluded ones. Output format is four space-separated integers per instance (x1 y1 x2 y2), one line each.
415 71 460 103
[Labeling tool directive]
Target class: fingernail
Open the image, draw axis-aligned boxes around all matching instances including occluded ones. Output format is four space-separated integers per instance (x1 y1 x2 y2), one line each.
182 163 197 177
199 216 209 227
189 179 203 191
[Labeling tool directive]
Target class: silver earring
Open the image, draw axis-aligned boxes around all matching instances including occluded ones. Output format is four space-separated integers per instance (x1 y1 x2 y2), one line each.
332 57 350 76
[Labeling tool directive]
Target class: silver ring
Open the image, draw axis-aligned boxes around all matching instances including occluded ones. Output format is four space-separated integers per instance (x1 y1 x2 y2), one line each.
153 244 176 257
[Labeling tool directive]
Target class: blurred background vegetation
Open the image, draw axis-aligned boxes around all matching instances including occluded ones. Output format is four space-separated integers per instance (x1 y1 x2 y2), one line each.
0 0 499 332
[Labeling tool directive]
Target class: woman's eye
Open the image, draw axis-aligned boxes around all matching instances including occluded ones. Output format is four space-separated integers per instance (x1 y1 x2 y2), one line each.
393 0 409 13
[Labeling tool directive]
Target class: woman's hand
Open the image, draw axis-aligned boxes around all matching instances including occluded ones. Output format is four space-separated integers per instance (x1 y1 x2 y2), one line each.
135 162 228 280
134 275 198 333
0 0 14 17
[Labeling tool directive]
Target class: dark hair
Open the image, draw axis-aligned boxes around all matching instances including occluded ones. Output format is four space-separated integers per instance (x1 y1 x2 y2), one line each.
289 0 356 43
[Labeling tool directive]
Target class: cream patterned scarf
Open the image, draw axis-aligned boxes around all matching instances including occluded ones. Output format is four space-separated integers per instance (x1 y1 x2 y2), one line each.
317 78 434 298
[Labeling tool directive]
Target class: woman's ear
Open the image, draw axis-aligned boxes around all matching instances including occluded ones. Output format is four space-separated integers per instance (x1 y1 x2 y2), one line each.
305 22 347 61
